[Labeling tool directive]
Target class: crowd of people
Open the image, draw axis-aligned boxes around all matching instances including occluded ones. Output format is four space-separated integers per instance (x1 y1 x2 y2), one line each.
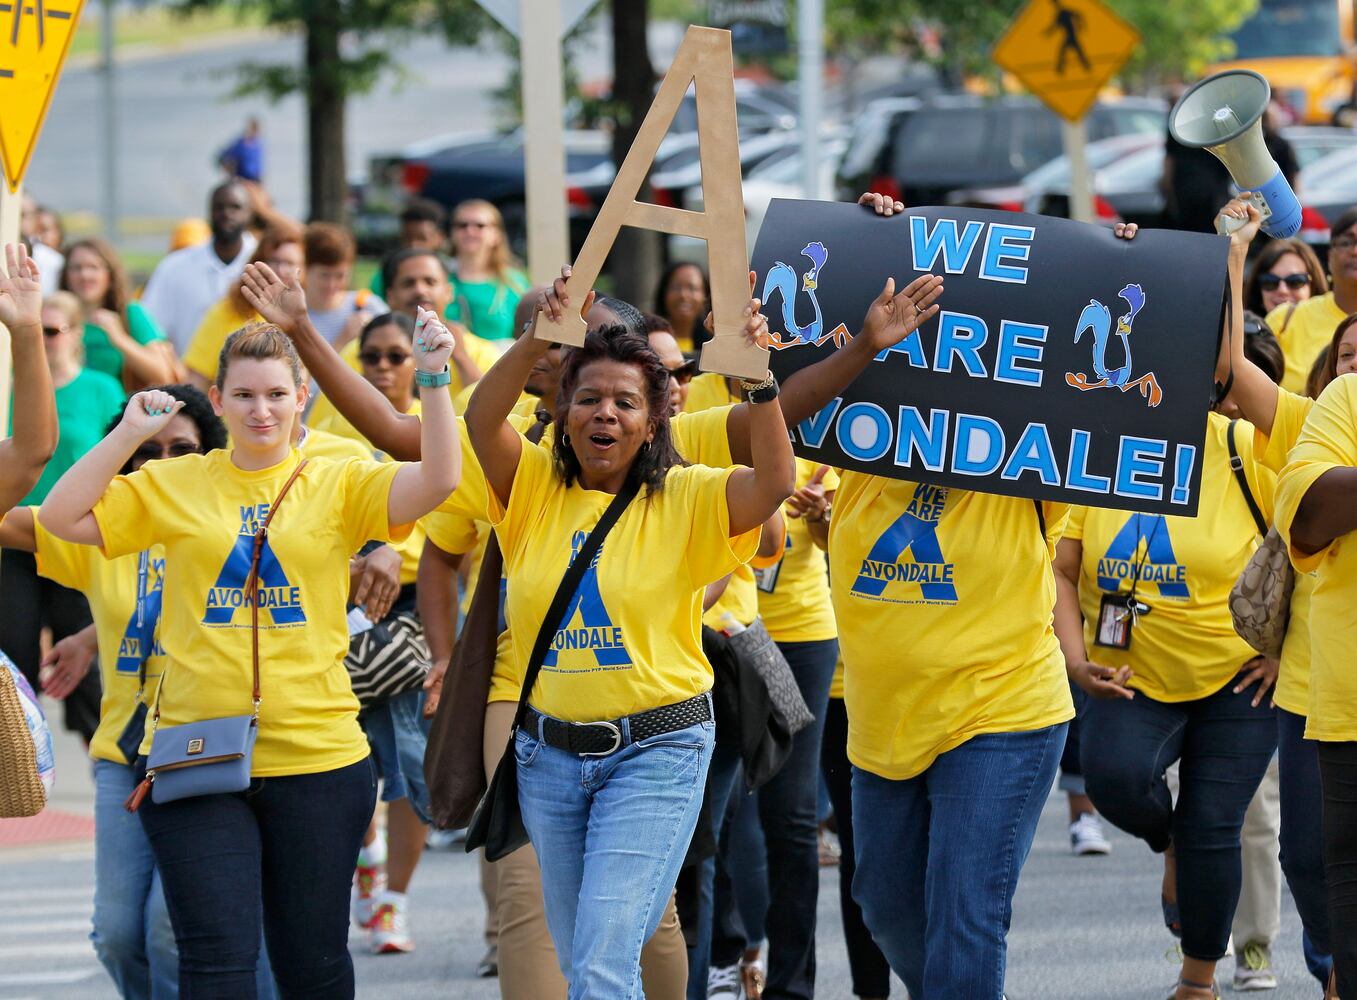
0 137 1355 1000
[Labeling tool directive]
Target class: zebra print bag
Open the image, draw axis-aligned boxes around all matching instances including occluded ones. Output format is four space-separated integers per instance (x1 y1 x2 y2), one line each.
344 610 431 712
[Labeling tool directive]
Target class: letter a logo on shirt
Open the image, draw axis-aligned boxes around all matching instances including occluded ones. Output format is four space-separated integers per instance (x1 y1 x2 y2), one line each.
544 531 633 670
202 505 306 626
116 556 165 673
1098 514 1189 599
851 484 957 603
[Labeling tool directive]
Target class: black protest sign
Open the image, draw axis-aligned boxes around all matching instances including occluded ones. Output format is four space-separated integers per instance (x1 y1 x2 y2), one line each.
754 199 1229 516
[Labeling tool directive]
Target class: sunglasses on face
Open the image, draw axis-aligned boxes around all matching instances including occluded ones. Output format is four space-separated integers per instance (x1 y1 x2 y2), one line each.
359 349 412 367
1258 272 1310 291
42 325 67 337
131 442 201 464
454 220 491 231
666 364 696 385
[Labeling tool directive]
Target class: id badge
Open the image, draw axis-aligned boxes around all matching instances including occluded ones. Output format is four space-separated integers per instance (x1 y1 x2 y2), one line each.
1095 593 1134 650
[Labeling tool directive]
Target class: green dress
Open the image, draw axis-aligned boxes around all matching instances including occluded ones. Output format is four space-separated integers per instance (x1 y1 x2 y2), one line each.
83 302 167 384
447 270 531 341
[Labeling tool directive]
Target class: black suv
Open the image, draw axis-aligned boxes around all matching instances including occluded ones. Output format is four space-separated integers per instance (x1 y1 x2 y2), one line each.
834 94 1166 206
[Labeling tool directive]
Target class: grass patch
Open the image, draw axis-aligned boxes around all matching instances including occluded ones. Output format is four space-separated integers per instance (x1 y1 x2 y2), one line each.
69 5 266 60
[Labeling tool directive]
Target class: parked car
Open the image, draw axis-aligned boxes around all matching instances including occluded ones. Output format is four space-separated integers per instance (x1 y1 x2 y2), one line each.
835 94 1169 206
1297 144 1357 235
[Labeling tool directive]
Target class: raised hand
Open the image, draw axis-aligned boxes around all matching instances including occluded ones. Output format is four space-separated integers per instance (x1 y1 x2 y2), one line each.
240 261 309 334
0 243 43 330
859 192 905 217
413 307 455 373
537 264 597 327
1220 195 1263 249
859 273 943 354
121 389 185 439
704 270 771 351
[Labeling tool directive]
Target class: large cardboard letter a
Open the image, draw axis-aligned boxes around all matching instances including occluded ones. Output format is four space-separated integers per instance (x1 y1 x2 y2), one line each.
532 26 766 379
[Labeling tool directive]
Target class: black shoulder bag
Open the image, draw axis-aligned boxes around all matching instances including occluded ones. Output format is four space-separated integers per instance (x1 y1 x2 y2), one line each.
465 474 640 861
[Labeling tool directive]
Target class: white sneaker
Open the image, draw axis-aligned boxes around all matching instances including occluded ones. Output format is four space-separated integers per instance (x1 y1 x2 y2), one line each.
1233 942 1278 991
707 963 743 999
1069 812 1112 856
351 862 386 929
369 893 414 954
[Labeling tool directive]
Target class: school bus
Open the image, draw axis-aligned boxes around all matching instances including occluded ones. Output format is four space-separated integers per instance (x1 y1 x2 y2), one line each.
1209 0 1355 124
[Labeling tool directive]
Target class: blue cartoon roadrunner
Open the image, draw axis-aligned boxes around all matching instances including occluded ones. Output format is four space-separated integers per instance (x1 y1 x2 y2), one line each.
1064 283 1162 407
762 241 850 350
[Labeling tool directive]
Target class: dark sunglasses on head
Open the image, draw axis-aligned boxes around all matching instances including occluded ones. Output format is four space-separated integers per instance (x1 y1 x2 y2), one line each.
42 325 66 337
359 349 412 366
131 442 202 464
1258 272 1310 291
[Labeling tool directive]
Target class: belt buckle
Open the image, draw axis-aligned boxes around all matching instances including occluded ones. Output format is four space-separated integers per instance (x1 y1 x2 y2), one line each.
572 720 622 757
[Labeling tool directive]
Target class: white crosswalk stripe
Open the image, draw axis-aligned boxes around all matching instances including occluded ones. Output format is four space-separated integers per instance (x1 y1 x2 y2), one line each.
0 853 102 1000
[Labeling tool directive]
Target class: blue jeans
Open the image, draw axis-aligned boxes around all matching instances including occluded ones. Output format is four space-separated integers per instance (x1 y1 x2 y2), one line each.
92 758 179 1000
1082 672 1277 962
362 687 432 823
1278 708 1333 987
138 756 376 999
852 723 1067 1000
516 712 715 1000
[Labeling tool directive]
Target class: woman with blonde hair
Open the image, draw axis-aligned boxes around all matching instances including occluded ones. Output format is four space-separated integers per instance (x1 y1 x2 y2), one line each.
39 312 461 998
447 198 530 342
60 238 176 389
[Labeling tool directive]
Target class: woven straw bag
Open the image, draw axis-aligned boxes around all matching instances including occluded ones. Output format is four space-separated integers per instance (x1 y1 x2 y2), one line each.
1 662 47 818
1229 527 1296 659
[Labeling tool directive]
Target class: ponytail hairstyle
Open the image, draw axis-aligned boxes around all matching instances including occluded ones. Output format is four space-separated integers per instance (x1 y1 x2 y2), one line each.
215 322 304 390
552 324 684 496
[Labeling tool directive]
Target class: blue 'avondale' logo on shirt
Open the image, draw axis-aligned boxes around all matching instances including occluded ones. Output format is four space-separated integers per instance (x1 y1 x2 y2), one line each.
851 484 958 603
202 504 306 626
1097 514 1189 599
544 531 632 671
116 556 166 672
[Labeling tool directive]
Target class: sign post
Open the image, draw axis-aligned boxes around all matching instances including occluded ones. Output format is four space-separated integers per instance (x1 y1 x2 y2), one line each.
993 0 1139 225
0 0 85 433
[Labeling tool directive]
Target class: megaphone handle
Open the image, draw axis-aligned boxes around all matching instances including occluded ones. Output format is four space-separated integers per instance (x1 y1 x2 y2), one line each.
1214 191 1271 236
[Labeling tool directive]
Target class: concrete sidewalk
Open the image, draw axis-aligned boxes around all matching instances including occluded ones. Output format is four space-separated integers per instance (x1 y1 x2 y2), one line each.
0 703 95 855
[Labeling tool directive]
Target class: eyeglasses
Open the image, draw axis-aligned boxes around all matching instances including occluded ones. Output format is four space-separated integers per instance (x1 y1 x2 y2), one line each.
454 220 491 231
666 364 695 385
42 325 67 337
1332 237 1357 253
359 349 412 367
131 442 201 464
1258 272 1310 291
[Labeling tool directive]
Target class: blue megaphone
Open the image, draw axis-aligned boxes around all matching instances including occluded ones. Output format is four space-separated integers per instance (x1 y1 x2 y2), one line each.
1169 70 1302 239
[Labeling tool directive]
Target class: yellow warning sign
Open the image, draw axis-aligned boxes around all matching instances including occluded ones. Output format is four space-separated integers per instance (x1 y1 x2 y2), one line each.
0 0 85 191
993 0 1140 123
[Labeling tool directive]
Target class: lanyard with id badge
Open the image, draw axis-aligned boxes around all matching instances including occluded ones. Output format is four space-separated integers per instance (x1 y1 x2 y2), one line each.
115 550 156 763
1094 516 1159 651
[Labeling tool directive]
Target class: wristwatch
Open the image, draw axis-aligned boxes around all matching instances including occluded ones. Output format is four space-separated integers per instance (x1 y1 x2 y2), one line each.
740 372 779 405
415 365 452 388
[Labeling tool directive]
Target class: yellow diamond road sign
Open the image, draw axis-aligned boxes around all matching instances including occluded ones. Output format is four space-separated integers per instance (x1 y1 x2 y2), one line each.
0 0 84 191
993 0 1140 123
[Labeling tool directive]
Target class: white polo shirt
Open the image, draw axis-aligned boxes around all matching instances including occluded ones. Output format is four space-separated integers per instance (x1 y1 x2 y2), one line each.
138 234 258 354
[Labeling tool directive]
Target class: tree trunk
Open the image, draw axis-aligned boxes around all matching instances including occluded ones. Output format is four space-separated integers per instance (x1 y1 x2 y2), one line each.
606 0 663 308
306 3 347 224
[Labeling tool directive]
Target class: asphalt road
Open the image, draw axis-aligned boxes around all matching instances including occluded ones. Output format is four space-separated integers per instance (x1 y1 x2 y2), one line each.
0 787 1321 1000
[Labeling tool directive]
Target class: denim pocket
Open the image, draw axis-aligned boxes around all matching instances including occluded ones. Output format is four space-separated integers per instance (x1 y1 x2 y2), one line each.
633 719 714 752
513 729 542 768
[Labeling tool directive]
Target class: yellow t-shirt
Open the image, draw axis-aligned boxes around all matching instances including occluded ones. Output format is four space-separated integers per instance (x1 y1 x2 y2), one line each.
1266 293 1347 396
1255 388 1317 716
490 438 758 722
309 399 428 586
182 297 259 381
1275 374 1357 740
755 460 839 643
830 474 1073 780
91 449 409 776
1065 413 1273 702
306 333 502 429
31 511 166 765
685 372 738 416
298 425 371 464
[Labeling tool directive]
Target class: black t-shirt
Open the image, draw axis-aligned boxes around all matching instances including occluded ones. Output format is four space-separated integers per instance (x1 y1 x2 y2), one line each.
1166 125 1232 234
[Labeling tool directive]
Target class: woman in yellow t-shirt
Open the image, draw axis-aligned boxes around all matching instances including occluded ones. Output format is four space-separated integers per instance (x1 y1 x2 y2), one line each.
1211 198 1357 992
0 384 260 998
464 290 793 994
38 319 461 999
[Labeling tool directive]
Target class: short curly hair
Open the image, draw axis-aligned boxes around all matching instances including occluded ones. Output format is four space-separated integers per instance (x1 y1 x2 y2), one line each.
105 384 227 473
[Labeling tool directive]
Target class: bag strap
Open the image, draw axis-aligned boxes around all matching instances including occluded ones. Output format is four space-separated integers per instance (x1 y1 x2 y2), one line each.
1226 420 1268 537
510 471 640 732
242 459 308 716
1033 499 1046 541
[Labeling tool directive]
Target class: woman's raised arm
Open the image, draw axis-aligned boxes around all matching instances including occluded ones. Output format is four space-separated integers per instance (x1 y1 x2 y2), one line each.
0 244 57 513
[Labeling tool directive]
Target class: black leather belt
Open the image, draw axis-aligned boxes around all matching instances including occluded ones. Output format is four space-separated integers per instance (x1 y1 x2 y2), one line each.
523 693 712 757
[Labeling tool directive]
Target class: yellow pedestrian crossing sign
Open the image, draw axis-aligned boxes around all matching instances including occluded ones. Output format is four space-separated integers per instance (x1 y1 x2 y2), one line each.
0 0 84 191
993 0 1140 123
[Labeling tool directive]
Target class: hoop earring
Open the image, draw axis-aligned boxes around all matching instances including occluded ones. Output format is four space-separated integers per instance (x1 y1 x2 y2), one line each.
562 433 571 445
641 440 651 454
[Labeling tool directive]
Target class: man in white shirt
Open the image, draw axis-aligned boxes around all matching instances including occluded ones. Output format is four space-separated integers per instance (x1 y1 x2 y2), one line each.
139 180 258 354
20 193 64 296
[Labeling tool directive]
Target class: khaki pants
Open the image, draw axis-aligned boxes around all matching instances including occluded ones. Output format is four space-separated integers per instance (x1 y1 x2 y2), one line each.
482 700 688 1000
1233 755 1282 947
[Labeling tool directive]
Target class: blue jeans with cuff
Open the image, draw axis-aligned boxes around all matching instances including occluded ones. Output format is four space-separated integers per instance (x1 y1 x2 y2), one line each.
852 723 1067 1000
137 756 376 999
516 707 715 1000
362 686 433 823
